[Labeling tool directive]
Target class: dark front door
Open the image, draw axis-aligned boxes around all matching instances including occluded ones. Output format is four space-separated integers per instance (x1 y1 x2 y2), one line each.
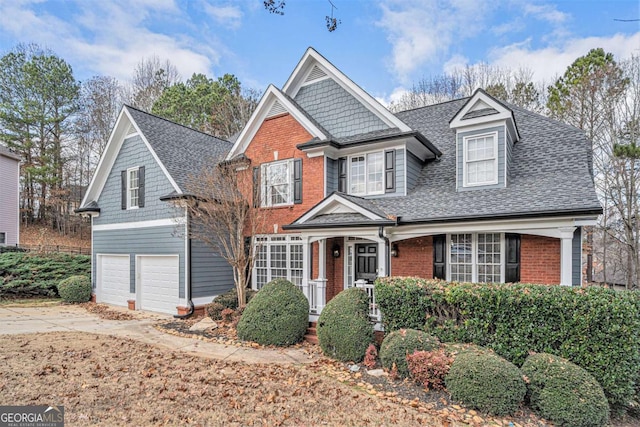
355 244 377 283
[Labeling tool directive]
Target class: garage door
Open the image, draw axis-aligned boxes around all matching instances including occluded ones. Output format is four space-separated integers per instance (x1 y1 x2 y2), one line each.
138 255 179 314
97 254 130 307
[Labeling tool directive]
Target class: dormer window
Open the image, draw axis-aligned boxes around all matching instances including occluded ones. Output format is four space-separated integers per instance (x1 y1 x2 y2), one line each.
463 132 498 187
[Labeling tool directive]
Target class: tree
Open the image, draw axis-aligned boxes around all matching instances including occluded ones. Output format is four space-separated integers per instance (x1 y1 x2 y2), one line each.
264 0 341 32
0 44 79 226
127 55 180 112
547 48 629 285
175 158 268 308
152 73 259 139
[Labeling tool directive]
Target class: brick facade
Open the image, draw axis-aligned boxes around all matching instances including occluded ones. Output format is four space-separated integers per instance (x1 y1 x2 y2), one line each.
244 113 325 234
520 234 561 284
390 236 434 279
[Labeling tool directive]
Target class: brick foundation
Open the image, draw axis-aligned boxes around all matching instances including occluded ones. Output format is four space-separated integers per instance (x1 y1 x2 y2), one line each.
127 299 135 310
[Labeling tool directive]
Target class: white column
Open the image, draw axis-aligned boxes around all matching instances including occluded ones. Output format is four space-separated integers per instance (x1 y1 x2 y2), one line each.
559 227 576 286
317 238 326 280
301 236 310 298
377 239 387 277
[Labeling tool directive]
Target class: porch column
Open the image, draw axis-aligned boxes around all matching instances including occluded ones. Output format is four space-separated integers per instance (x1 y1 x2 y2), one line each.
377 239 387 277
316 239 327 311
559 227 576 286
301 236 310 295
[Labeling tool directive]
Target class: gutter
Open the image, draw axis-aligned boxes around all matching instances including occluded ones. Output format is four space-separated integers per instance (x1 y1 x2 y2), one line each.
282 219 396 231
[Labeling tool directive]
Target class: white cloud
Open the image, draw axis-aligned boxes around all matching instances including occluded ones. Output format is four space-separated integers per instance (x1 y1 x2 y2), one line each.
523 3 569 24
443 54 469 75
487 32 640 83
0 0 219 83
202 3 243 29
376 0 494 83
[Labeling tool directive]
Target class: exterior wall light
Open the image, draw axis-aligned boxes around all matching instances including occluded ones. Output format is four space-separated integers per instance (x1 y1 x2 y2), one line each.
391 244 399 257
332 244 340 258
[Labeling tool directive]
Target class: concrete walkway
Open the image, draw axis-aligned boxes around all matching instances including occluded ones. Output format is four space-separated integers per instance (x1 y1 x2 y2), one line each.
0 305 315 365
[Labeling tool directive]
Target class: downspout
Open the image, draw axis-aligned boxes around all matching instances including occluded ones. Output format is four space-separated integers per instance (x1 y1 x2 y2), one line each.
378 226 391 277
174 208 194 319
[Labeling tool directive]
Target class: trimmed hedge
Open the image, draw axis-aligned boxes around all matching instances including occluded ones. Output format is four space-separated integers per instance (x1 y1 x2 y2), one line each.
317 287 373 362
446 350 526 416
214 287 258 310
379 329 440 378
375 277 640 410
0 252 91 298
57 275 91 303
236 279 308 346
522 353 609 427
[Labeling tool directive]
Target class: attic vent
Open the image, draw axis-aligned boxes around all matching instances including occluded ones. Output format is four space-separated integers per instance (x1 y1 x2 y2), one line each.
127 124 137 135
304 65 327 83
267 100 287 117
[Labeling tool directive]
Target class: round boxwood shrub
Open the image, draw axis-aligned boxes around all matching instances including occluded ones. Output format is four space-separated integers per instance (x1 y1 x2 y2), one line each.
236 279 308 346
317 287 374 362
379 329 440 378
521 353 609 427
57 275 91 303
446 351 526 416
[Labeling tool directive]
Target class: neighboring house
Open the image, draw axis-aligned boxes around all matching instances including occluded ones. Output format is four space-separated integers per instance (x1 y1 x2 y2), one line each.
226 48 602 324
77 106 234 315
0 144 20 247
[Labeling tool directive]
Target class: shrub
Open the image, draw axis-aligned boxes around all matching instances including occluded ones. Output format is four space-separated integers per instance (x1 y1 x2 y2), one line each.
522 353 610 427
220 308 235 322
317 287 373 362
363 344 378 369
206 302 225 320
407 349 452 391
0 252 91 298
375 277 640 410
236 279 308 346
214 287 257 310
446 351 526 416
57 275 91 303
379 329 440 379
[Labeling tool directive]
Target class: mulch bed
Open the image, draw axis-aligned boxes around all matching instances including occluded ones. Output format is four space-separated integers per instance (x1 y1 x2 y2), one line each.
79 303 137 320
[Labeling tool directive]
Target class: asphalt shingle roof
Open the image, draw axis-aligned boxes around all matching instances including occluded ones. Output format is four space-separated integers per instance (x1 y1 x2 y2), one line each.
126 106 232 192
363 99 602 223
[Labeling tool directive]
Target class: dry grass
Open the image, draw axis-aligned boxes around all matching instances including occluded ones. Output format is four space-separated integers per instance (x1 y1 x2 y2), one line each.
20 224 91 249
0 332 444 426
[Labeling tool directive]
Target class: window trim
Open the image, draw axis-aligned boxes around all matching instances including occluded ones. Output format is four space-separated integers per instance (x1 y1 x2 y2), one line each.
260 159 294 208
446 233 505 283
348 149 385 196
0 232 6 245
462 131 499 187
252 234 303 289
126 167 140 210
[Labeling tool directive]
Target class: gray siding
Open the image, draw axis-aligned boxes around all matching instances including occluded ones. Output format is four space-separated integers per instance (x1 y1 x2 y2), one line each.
0 154 19 246
326 157 338 194
190 240 234 299
373 148 404 198
572 227 582 286
92 225 186 298
94 135 178 226
456 126 505 191
294 78 388 138
406 150 422 191
506 127 513 186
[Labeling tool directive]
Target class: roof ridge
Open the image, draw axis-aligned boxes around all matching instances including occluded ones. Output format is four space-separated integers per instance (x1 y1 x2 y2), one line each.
124 104 233 146
393 96 470 115
505 102 587 135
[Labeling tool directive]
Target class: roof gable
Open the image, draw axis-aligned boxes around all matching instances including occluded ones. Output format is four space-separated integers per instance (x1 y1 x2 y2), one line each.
450 89 520 140
226 85 328 159
283 48 411 136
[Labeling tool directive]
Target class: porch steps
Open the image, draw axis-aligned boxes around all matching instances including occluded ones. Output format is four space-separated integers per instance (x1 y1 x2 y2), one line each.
304 322 318 345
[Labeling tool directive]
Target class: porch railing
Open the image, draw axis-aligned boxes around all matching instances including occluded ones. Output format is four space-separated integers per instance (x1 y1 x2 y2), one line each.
299 279 326 314
355 279 382 323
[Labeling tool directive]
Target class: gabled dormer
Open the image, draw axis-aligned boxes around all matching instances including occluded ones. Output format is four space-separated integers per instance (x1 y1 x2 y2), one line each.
450 89 520 191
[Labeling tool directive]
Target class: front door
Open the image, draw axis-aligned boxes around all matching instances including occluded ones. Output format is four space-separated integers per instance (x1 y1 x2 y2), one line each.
355 244 377 284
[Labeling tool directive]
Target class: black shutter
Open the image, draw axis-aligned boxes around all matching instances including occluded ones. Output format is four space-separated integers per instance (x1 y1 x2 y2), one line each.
252 166 261 208
505 233 521 283
138 166 145 208
293 159 302 204
338 157 347 192
433 234 446 279
385 150 395 192
121 170 127 210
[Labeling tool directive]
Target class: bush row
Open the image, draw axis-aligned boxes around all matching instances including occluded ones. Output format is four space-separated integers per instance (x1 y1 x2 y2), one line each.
375 277 640 410
0 252 91 298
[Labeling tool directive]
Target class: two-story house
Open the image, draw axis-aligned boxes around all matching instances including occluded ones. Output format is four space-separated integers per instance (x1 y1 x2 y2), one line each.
0 144 20 247
226 48 602 323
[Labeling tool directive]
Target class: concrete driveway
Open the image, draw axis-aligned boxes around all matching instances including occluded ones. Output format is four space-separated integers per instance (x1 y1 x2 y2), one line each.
0 304 313 365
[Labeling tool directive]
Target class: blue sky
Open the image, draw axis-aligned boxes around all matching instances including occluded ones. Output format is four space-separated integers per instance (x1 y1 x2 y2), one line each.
0 0 638 104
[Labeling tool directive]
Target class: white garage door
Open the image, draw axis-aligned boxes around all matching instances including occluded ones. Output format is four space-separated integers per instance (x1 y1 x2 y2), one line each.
138 255 179 314
97 254 130 307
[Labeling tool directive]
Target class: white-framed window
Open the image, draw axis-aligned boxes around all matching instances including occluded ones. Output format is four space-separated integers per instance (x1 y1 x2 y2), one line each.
448 233 504 283
0 232 6 245
261 160 293 207
463 132 498 187
349 151 384 196
253 235 303 289
127 167 140 209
